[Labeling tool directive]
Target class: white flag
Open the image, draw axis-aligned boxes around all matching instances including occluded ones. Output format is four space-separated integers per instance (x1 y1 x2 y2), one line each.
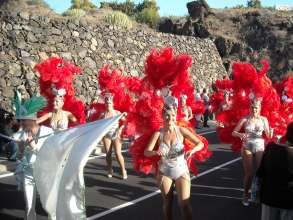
34 115 124 220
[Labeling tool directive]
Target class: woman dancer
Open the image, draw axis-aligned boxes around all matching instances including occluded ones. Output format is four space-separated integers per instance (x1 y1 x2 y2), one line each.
232 99 273 206
101 93 127 179
179 95 193 122
144 104 204 220
37 88 77 131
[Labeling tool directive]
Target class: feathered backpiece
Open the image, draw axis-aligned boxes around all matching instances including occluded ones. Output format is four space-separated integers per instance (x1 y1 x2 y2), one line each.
13 90 47 120
213 59 289 151
128 47 211 175
90 47 211 175
35 57 86 125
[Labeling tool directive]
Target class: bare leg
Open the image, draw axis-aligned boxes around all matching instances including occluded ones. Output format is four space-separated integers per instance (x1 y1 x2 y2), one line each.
157 174 174 220
103 137 113 176
241 148 253 203
255 151 264 169
175 173 192 220
113 138 127 178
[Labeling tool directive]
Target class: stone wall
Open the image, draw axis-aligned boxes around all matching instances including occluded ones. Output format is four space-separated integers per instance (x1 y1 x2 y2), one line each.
0 11 226 111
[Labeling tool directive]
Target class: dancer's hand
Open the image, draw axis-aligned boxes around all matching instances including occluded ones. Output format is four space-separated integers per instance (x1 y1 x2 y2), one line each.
26 135 36 150
185 150 194 160
156 149 165 157
240 133 249 141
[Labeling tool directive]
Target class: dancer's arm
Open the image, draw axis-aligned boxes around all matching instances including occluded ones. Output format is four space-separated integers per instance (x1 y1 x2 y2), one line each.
263 117 273 138
232 118 248 140
144 132 162 157
179 127 204 159
37 112 52 124
187 107 193 121
67 112 77 123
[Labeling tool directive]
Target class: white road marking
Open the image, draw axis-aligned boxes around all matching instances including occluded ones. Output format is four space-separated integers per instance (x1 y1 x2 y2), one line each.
191 193 243 201
87 157 241 220
191 184 243 191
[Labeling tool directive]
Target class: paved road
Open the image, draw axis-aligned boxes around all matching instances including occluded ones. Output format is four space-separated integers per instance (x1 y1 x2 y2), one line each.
0 129 261 220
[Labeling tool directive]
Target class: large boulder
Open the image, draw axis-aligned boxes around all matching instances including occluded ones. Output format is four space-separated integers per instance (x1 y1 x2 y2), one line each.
187 0 210 21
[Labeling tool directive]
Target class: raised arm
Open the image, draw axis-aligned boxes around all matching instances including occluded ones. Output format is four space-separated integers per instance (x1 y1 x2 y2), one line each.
37 112 52 124
144 132 161 157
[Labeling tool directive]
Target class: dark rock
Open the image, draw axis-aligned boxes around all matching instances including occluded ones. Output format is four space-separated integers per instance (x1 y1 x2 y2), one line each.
159 18 174 33
187 0 210 21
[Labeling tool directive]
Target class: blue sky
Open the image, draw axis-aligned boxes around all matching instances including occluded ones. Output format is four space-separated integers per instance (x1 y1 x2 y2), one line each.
44 0 293 16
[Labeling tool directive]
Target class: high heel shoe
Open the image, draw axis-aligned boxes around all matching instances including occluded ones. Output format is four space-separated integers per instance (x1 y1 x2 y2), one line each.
122 169 128 180
107 168 113 178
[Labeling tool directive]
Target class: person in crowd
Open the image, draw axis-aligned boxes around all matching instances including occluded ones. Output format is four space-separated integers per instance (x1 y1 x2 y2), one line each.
4 115 19 161
257 122 293 220
232 99 273 206
37 88 77 131
180 95 193 122
202 88 210 127
219 91 232 112
12 91 55 220
144 103 204 220
100 93 127 179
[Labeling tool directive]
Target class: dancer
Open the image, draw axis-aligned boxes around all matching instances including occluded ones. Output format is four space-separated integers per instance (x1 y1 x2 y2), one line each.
179 95 193 122
129 47 211 219
12 91 55 220
144 103 204 220
34 57 86 126
101 93 127 179
219 91 232 112
37 87 77 131
232 98 273 206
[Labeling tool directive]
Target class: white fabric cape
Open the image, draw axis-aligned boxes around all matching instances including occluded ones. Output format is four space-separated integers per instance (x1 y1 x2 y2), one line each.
34 115 124 220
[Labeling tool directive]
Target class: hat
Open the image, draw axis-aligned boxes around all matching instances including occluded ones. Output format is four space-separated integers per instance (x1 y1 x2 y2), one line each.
13 90 47 120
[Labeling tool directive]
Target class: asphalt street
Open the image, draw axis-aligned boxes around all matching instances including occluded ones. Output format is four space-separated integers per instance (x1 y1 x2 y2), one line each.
0 129 261 220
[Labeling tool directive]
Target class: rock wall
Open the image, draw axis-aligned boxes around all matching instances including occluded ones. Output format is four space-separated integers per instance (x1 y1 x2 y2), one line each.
0 11 226 111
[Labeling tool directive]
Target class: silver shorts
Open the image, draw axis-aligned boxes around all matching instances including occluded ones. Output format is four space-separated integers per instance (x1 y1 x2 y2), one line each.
105 128 119 140
243 138 265 154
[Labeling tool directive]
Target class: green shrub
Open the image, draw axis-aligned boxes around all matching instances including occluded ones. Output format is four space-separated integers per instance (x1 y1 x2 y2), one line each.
100 0 137 17
100 0 160 28
136 0 159 12
247 0 262 8
63 8 86 17
136 7 160 28
70 0 96 10
103 11 133 29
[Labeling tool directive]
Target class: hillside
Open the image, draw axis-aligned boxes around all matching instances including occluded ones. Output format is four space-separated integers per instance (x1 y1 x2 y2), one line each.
159 6 293 80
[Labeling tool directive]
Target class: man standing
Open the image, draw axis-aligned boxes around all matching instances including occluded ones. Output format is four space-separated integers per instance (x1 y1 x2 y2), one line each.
202 88 210 127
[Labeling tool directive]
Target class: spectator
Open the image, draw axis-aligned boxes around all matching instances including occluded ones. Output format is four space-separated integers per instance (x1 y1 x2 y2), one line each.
0 113 19 161
202 88 210 127
257 122 293 220
194 92 203 129
4 115 20 161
